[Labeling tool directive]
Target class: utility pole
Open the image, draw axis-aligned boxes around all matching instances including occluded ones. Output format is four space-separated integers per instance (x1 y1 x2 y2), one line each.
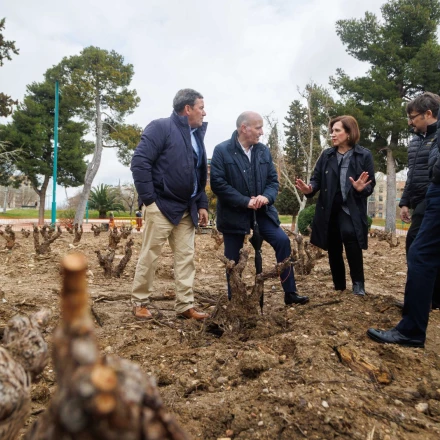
51 80 59 225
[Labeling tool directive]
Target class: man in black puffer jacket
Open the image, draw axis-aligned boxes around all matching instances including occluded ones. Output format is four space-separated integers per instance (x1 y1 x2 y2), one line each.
367 114 440 348
399 92 440 309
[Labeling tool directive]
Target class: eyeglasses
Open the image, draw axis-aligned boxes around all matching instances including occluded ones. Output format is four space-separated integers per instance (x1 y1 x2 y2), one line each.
407 112 424 122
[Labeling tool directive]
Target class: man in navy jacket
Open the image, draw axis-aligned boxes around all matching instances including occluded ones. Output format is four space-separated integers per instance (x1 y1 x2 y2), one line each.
131 89 209 321
210 111 308 306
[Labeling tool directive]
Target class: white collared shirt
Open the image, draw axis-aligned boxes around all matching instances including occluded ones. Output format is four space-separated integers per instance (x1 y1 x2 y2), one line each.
239 140 253 162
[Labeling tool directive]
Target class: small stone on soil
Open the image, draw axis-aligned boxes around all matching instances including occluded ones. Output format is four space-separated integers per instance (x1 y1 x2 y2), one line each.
415 402 428 413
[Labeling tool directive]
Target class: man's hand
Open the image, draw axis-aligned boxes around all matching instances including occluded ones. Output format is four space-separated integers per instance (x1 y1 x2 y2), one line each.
295 178 312 195
349 172 372 192
248 198 257 210
400 206 411 223
198 208 209 226
252 195 269 209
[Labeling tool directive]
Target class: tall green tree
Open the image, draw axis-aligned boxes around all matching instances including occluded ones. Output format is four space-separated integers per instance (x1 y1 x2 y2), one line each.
331 0 440 232
46 46 140 225
282 83 334 227
0 80 93 223
88 184 124 218
0 18 19 117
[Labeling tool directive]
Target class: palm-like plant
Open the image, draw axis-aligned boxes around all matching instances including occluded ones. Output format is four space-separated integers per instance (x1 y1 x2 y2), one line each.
88 184 124 219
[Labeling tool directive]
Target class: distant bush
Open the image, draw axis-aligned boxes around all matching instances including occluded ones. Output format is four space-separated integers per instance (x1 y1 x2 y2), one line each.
367 215 373 231
58 208 76 227
297 205 316 235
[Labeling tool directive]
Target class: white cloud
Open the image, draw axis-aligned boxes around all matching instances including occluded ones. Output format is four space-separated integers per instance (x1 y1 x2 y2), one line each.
1 0 385 204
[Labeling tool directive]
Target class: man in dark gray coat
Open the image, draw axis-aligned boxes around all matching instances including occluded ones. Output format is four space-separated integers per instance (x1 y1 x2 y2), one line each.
210 111 308 306
399 92 440 309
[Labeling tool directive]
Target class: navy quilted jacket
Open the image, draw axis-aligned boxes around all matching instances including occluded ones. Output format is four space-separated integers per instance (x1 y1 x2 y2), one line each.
131 112 208 226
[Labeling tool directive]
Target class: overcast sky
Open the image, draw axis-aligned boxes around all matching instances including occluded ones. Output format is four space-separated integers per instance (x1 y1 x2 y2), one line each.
1 0 386 204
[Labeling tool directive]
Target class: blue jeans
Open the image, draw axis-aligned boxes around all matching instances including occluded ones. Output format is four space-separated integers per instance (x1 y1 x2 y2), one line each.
396 183 440 341
223 212 297 299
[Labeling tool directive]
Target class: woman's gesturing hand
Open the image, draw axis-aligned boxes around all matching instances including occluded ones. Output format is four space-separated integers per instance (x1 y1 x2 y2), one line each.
295 178 313 195
349 172 372 192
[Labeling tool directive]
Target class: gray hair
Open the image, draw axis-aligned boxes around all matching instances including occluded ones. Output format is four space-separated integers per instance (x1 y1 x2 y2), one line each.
236 111 261 129
173 88 204 113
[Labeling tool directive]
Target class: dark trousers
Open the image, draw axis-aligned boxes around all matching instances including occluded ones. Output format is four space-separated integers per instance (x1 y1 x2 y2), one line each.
396 184 440 340
223 212 297 300
327 208 364 290
405 200 440 308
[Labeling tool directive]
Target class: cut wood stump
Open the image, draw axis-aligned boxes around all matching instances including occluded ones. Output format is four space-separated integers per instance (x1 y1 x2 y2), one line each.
207 248 292 335
108 227 122 250
211 228 224 250
73 223 83 245
120 224 132 239
95 238 134 278
282 227 323 275
0 225 16 250
33 226 62 255
25 253 188 440
0 309 50 440
91 224 103 236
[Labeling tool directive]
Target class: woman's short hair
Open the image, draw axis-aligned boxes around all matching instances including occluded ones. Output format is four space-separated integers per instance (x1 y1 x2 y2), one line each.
329 115 360 147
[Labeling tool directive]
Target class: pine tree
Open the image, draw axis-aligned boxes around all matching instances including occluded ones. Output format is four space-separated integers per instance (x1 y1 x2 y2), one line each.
46 46 140 225
331 0 440 232
0 80 93 223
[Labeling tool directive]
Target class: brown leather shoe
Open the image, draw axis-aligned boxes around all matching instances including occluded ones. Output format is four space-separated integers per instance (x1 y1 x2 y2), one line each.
177 308 209 321
132 304 152 321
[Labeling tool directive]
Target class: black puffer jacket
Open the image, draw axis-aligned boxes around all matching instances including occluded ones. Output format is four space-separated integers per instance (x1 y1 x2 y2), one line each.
400 122 437 209
429 119 440 184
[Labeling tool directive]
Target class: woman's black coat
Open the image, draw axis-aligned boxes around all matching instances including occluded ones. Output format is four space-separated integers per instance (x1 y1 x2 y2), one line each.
306 145 376 251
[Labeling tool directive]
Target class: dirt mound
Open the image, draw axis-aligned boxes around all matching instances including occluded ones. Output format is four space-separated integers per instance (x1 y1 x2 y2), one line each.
1 230 439 439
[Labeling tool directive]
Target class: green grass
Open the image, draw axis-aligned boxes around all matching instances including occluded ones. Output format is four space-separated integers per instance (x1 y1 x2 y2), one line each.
279 215 295 224
372 218 409 231
0 209 135 219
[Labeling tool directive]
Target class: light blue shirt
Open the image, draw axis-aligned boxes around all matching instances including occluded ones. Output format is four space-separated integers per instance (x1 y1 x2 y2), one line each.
190 128 200 197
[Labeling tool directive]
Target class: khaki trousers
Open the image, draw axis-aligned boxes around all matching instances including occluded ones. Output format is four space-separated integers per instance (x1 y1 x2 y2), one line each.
131 202 195 313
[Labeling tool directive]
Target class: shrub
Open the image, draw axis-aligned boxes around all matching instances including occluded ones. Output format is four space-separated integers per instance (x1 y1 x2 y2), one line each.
367 215 373 231
297 205 316 235
58 208 76 228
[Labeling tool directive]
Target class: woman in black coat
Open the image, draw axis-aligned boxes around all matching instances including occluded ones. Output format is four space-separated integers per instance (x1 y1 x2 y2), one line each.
296 115 376 295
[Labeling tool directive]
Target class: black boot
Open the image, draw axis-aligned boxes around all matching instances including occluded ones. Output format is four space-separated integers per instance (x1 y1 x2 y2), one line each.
352 281 366 296
284 292 309 305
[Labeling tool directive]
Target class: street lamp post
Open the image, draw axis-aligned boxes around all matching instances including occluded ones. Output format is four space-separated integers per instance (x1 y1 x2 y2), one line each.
51 80 59 226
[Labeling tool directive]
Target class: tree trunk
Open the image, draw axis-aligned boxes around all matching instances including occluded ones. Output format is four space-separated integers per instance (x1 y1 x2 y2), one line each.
33 175 50 226
294 196 307 233
74 92 104 226
385 148 397 234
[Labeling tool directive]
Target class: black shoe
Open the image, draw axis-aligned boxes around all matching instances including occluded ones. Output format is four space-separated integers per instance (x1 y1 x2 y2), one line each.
432 302 440 310
366 328 424 348
284 292 309 305
353 281 366 296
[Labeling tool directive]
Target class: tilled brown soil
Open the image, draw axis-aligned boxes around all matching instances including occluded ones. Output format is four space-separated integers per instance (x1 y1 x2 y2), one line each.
1 229 440 440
